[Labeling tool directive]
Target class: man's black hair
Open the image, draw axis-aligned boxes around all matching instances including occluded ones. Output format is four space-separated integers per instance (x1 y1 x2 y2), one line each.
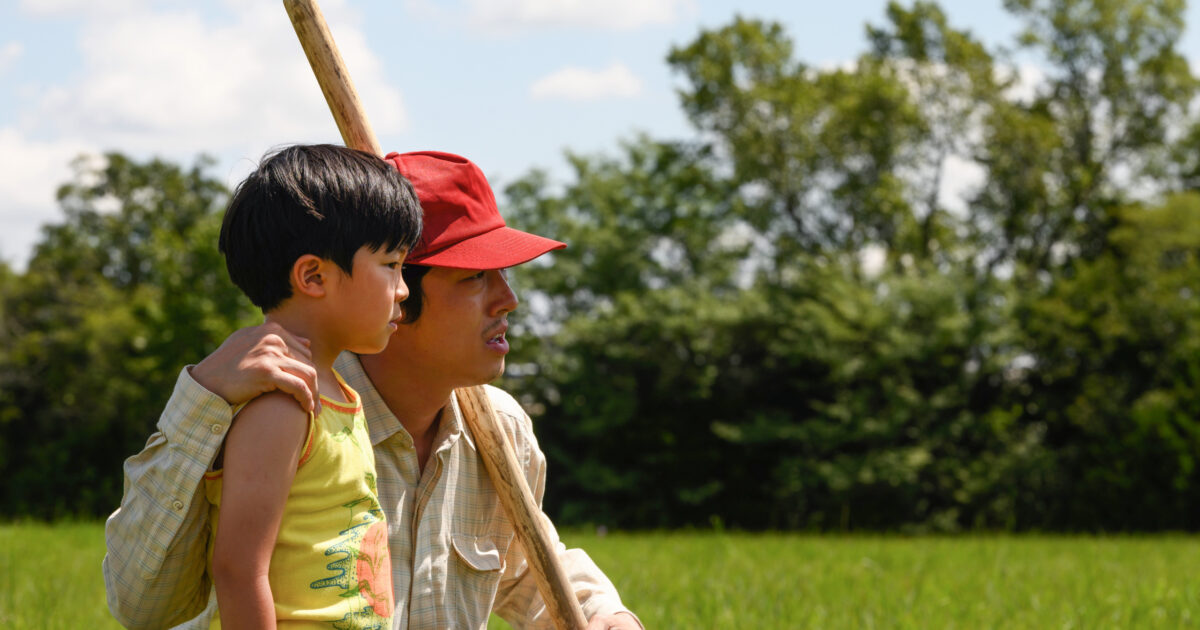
219 144 422 311
399 264 432 323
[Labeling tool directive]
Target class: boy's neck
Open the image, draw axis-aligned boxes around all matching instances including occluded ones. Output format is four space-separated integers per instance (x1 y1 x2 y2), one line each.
263 311 346 402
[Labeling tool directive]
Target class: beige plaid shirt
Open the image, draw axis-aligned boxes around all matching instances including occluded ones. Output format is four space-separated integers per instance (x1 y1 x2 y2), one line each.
104 353 636 629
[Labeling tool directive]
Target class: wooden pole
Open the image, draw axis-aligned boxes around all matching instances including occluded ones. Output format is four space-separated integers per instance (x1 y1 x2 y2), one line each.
455 386 590 630
282 0 382 157
282 2 588 628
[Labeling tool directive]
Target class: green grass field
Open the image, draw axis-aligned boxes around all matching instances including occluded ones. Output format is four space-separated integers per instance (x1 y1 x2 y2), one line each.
2 522 1197 629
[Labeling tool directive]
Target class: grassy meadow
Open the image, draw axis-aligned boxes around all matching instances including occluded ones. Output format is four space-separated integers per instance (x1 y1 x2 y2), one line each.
2 522 1197 629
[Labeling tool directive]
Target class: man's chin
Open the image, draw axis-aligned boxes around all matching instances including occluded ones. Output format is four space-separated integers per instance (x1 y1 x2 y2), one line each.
472 360 506 386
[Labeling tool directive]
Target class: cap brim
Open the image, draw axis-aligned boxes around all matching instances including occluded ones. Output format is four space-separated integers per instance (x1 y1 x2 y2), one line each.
406 226 566 269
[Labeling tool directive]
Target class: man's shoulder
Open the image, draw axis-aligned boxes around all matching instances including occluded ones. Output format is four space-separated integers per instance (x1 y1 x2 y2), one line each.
478 384 535 439
481 384 522 416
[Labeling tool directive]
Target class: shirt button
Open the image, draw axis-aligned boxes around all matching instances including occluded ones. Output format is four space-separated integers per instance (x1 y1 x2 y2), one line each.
172 500 185 511
210 423 225 435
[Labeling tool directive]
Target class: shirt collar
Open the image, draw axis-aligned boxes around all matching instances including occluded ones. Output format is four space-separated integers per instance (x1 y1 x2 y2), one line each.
334 352 468 452
445 390 475 453
334 352 408 447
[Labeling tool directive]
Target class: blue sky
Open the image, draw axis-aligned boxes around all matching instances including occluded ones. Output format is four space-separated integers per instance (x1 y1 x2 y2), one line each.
0 0 1197 269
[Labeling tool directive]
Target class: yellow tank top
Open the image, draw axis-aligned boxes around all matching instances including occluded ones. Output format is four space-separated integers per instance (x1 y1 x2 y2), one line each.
205 371 393 629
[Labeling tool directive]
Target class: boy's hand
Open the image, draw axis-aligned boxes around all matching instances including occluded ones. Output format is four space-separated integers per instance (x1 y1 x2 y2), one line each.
191 322 320 412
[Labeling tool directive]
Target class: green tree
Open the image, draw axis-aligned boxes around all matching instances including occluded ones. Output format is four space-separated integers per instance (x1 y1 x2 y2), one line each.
0 153 254 518
978 0 1198 270
503 139 760 527
1015 194 1200 529
503 7 1030 530
986 0 1200 529
666 16 931 263
5 0 1200 532
503 0 1200 531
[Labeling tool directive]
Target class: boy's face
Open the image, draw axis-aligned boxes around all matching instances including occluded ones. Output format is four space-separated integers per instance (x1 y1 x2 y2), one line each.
330 245 409 355
388 266 518 390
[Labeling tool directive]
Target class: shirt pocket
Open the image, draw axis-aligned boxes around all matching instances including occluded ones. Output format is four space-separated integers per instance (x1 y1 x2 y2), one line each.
451 533 511 573
448 531 514 627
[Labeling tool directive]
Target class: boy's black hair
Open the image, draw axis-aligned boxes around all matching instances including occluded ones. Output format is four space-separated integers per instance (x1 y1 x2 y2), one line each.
219 144 422 311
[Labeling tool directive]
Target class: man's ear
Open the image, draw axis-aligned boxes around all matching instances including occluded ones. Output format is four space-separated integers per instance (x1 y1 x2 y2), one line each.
291 255 328 298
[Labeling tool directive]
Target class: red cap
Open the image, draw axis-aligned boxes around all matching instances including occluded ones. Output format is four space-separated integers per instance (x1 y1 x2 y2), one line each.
383 151 566 269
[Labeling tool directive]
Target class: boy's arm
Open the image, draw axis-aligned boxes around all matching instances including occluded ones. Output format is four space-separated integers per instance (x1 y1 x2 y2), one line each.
103 324 318 629
212 392 309 630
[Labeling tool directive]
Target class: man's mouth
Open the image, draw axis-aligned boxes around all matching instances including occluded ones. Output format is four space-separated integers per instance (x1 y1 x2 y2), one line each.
485 322 510 353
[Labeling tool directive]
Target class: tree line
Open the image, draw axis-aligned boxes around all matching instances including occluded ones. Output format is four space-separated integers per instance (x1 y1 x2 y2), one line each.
3 0 1200 530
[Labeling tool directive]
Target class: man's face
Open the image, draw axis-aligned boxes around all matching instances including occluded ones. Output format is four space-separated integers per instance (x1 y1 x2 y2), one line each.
389 266 518 389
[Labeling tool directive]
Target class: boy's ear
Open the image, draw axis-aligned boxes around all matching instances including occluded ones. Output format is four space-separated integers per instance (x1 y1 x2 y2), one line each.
290 254 328 298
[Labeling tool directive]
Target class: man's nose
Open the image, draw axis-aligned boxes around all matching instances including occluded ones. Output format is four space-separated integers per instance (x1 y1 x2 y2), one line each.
488 269 518 315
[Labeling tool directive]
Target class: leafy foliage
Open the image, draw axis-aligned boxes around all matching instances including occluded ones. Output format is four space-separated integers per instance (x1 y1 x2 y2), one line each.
498 0 1200 531
0 153 256 518
4 0 1200 530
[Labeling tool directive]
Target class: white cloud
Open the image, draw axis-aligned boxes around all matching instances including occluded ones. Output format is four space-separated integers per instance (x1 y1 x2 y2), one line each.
19 0 150 17
29 1 406 152
0 42 22 74
468 0 695 32
530 64 642 102
0 128 95 269
5 0 407 268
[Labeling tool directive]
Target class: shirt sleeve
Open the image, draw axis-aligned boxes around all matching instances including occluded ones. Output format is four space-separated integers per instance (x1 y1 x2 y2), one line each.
488 392 643 630
102 366 233 629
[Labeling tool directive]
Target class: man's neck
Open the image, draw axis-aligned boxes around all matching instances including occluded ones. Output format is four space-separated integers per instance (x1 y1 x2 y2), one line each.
358 351 452 445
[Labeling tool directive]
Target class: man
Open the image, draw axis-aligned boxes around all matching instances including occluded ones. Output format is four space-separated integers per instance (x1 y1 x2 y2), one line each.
103 150 643 630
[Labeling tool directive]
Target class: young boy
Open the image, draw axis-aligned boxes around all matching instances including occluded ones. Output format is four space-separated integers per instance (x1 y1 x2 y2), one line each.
207 144 421 628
